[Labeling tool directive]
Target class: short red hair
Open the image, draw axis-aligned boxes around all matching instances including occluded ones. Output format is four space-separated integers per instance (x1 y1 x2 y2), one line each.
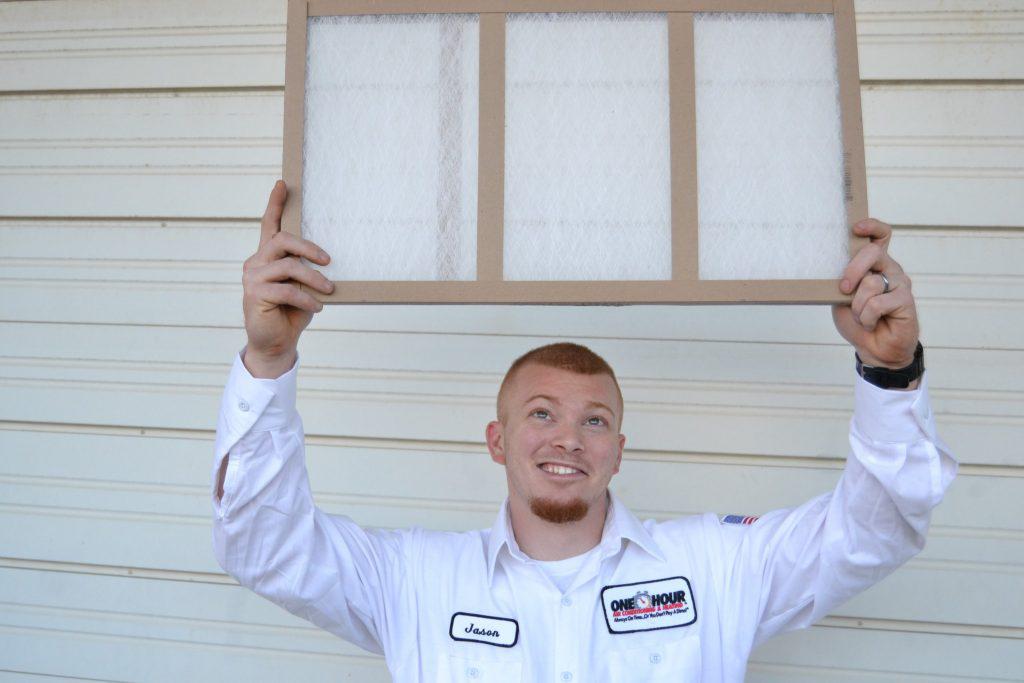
497 342 623 423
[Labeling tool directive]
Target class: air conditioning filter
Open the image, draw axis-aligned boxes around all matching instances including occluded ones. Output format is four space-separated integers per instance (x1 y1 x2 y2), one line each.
282 0 867 304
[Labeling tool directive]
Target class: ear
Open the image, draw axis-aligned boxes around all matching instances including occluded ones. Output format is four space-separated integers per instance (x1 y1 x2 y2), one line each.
486 420 506 465
612 433 626 475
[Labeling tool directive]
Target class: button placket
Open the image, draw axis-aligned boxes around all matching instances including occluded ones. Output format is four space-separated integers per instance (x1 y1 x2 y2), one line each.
554 587 578 683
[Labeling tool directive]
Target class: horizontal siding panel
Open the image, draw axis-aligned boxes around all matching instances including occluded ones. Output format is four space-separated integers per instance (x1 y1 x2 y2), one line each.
0 0 287 92
1 281 1020 351
2 222 1023 278
0 627 384 682
1 88 1021 227
0 219 254 262
3 498 1019 630
750 624 1024 681
0 91 279 218
2 261 1023 302
1 427 1021 630
1 357 1019 466
856 0 1024 81
865 85 1024 228
2 321 1021 392
0 568 355 656
0 568 1020 681
1 1 1021 91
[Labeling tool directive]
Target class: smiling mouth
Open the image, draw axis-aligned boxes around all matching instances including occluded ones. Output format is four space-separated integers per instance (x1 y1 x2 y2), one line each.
538 463 586 477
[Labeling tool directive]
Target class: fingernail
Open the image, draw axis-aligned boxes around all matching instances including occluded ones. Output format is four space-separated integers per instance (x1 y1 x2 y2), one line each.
841 279 850 293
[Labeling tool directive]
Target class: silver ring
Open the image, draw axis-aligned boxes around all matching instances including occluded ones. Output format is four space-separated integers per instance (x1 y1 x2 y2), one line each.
878 272 891 294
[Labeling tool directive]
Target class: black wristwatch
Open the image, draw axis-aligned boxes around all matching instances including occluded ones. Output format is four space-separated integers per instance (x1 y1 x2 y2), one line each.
856 342 925 389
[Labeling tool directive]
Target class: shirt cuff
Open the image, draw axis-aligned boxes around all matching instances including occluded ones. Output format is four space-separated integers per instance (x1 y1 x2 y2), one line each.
852 369 935 443
213 347 299 459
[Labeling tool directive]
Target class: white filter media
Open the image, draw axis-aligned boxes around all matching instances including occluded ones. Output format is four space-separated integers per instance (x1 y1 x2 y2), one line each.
694 13 849 280
302 14 479 280
504 13 673 281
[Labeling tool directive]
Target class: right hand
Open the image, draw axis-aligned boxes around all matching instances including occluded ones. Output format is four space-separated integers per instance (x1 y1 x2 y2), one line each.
241 180 334 378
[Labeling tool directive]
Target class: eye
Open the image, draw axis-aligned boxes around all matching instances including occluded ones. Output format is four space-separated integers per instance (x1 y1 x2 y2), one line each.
530 409 550 420
586 416 607 427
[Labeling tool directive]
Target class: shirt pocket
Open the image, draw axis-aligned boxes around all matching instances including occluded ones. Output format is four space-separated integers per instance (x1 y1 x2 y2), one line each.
437 653 524 683
601 634 702 682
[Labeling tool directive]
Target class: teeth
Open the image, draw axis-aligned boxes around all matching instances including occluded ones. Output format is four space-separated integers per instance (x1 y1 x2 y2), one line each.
541 464 580 475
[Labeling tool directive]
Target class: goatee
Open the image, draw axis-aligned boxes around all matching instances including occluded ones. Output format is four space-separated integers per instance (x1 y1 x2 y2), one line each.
530 497 588 524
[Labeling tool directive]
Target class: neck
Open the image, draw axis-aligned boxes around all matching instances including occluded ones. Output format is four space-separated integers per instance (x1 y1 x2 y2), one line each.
508 491 610 561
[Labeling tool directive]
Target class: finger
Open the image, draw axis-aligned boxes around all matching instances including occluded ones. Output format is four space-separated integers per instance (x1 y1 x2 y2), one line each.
841 242 897 295
851 271 886 321
259 180 288 249
851 270 908 321
255 256 334 294
255 282 323 313
259 230 331 267
852 218 893 248
858 288 911 331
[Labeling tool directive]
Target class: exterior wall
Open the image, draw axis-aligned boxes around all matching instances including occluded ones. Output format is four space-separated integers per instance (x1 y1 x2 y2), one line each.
1 0 1021 679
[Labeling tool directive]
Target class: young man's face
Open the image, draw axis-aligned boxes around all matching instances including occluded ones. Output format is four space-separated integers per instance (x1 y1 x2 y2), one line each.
486 363 625 523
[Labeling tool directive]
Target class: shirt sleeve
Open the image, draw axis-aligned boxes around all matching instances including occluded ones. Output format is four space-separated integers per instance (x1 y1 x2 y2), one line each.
211 348 415 658
710 370 958 651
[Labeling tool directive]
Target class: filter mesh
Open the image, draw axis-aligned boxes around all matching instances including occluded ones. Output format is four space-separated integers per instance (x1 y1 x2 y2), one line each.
302 14 479 281
503 13 673 281
694 13 849 280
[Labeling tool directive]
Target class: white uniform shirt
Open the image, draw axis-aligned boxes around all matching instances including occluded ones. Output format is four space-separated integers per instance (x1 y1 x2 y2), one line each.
212 350 956 682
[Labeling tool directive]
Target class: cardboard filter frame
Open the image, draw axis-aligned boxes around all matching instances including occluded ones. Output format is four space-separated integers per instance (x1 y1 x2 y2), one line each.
282 0 868 304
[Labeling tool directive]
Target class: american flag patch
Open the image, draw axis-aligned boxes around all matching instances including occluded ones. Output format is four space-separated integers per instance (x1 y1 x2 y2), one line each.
721 514 759 526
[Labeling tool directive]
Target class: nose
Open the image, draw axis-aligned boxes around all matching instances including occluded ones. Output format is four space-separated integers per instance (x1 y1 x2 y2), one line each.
551 422 584 453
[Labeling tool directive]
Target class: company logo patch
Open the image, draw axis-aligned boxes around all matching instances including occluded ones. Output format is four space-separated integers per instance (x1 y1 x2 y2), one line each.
449 612 519 648
720 514 759 526
601 576 697 634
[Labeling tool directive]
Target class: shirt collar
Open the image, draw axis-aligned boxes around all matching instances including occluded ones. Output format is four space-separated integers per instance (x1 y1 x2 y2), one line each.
485 490 666 586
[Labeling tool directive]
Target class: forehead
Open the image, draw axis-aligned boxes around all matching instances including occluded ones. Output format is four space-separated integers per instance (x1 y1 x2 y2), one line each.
504 364 620 410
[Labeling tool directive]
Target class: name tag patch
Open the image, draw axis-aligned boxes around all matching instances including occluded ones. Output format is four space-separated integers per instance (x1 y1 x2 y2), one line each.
601 576 697 634
449 612 519 648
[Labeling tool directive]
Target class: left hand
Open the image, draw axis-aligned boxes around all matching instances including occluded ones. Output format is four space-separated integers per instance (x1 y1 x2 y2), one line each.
832 218 919 369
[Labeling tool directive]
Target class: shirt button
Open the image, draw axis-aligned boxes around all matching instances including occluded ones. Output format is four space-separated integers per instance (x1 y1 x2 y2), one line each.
237 400 250 412
466 667 480 679
561 596 573 607
561 672 573 682
650 653 662 664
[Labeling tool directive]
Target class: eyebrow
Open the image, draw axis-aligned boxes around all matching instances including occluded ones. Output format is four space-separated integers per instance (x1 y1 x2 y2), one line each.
525 395 615 416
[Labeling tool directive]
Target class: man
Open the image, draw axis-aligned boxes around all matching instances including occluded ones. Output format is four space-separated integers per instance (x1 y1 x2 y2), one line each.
213 181 956 682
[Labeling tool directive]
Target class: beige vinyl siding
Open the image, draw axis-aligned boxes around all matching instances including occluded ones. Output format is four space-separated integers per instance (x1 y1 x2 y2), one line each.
1 0 1021 680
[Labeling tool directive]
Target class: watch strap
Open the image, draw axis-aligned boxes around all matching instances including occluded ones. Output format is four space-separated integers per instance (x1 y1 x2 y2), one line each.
856 342 925 389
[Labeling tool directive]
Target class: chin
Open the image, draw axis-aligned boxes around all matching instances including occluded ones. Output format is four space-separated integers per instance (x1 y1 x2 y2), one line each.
530 496 589 524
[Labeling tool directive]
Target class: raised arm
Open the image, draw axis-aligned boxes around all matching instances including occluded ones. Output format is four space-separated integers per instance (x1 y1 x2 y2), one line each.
710 219 956 655
214 179 332 497
211 182 413 656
